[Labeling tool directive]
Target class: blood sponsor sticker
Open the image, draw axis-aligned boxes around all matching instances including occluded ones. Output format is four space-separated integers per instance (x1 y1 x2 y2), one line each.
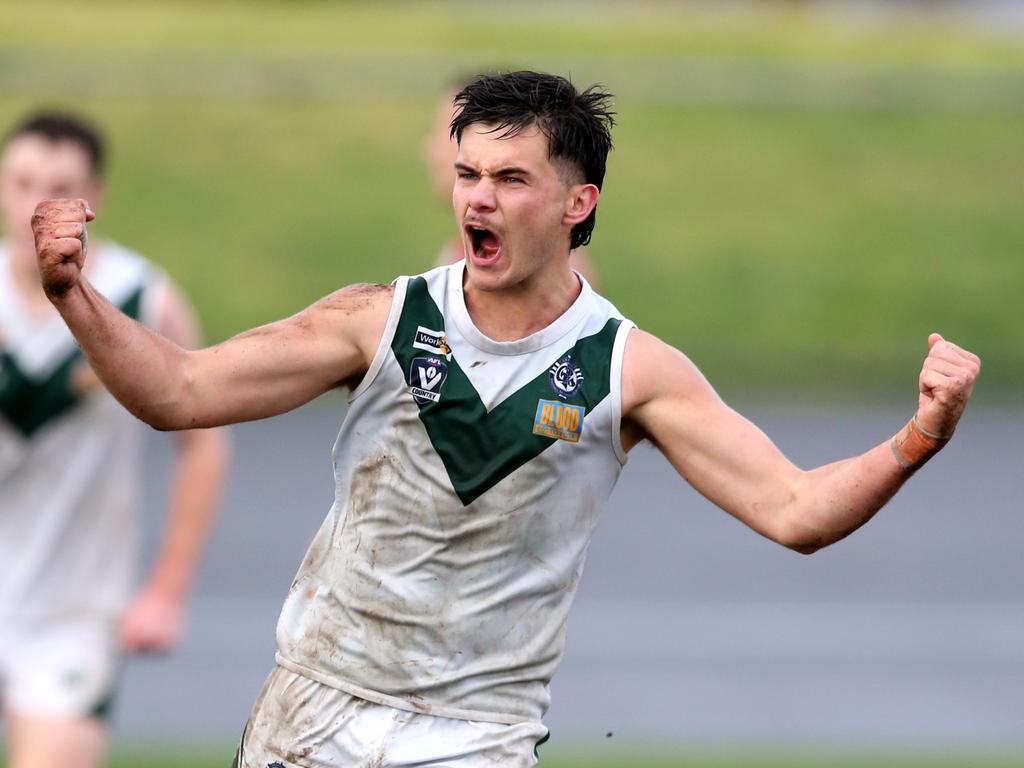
532 399 585 443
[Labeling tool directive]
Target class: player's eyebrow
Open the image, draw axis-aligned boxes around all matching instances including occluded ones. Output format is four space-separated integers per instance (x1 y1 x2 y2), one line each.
454 162 532 179
493 165 531 179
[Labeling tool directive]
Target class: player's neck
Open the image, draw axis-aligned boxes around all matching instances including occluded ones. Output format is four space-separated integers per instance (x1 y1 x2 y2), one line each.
463 263 581 342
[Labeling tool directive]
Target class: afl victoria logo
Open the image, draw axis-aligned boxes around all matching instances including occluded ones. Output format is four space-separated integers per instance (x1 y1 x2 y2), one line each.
409 356 448 404
548 354 583 398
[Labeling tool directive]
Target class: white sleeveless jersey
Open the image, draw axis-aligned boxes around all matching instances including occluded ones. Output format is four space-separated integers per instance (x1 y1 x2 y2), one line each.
276 261 634 725
0 242 163 620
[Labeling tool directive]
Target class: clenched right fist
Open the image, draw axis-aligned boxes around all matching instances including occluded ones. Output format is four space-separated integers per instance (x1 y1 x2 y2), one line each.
32 198 94 299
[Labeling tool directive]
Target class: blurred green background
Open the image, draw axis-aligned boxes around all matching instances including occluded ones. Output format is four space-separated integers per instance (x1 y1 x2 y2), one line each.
1 1 1022 762
3 0 1021 401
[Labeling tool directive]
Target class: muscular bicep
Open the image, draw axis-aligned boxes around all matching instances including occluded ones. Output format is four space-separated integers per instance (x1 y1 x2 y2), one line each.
622 331 802 543
172 283 393 428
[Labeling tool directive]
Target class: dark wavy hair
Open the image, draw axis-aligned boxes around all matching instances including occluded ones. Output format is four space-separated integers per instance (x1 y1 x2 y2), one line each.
450 71 615 250
5 111 105 177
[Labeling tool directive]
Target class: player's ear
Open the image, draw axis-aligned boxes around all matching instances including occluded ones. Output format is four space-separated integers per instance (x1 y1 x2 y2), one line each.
563 183 599 229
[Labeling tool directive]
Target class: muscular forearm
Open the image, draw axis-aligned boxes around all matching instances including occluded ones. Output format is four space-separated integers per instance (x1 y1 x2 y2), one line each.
784 436 911 554
52 278 194 429
781 335 978 554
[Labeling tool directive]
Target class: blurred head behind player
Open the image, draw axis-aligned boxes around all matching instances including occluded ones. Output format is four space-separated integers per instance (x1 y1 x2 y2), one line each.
1 112 105 271
422 79 463 205
449 71 613 293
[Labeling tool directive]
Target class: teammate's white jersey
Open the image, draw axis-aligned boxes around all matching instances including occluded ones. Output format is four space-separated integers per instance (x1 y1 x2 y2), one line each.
276 261 634 725
0 242 163 621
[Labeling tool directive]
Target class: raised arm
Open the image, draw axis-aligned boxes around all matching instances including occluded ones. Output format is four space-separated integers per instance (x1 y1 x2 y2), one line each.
32 198 393 429
621 329 979 554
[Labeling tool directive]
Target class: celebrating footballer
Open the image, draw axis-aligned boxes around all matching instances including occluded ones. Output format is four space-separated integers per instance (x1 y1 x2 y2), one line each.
31 71 979 767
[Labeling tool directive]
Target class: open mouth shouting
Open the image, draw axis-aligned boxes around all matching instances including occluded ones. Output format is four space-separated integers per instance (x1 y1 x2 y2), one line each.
464 222 503 266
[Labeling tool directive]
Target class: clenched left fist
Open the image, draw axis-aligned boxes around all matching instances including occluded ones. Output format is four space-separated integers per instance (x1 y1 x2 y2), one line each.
915 333 981 440
31 197 94 299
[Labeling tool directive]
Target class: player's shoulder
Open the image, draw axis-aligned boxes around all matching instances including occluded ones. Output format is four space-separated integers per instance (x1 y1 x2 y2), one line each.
313 281 395 322
621 328 715 413
622 328 676 375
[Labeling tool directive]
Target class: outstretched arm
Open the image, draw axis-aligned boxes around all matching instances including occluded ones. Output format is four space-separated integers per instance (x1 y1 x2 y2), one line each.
32 198 393 429
621 329 979 553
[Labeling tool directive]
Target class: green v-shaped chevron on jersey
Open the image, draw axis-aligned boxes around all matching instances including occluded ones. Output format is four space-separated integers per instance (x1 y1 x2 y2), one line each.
0 287 144 437
391 277 619 506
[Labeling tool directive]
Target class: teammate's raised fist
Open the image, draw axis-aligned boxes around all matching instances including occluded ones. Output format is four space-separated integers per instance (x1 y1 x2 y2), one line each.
31 197 95 298
915 332 981 440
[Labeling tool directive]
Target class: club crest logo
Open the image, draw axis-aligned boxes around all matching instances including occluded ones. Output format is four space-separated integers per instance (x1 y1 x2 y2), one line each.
548 354 584 398
409 356 448 404
412 326 451 358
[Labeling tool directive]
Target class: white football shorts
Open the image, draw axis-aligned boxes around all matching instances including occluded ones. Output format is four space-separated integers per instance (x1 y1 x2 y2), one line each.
0 613 118 718
234 665 550 768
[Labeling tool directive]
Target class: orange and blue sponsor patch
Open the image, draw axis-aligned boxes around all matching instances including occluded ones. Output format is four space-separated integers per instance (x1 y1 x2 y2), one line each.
532 399 585 443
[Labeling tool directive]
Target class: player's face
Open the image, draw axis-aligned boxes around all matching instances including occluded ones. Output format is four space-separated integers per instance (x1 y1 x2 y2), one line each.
0 134 100 262
453 123 578 292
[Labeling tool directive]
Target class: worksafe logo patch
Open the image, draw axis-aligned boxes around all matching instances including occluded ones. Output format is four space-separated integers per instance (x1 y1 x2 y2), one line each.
532 399 585 443
409 356 448 404
412 326 451 358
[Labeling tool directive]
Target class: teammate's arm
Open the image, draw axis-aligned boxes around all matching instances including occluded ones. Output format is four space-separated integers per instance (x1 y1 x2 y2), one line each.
621 329 980 553
32 198 392 430
118 282 229 653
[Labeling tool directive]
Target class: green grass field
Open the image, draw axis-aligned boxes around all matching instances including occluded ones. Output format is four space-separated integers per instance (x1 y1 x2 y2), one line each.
2 1 1021 398
56 745 1021 768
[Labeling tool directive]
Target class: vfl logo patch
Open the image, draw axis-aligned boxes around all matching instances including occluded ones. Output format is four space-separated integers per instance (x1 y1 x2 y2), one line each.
413 326 451 358
548 354 584 398
532 399 585 443
409 356 448 404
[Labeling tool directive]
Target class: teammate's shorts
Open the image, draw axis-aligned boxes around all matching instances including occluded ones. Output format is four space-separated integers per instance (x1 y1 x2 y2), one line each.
234 665 550 768
0 613 118 719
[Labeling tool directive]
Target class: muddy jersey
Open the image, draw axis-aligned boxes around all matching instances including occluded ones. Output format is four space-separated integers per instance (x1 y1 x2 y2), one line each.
0 242 163 620
275 261 634 724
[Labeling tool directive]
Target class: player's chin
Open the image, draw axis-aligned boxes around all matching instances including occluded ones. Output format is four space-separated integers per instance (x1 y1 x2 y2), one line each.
465 251 511 287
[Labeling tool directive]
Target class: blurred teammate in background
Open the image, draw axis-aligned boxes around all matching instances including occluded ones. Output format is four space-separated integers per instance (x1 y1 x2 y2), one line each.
0 112 228 768
31 73 978 767
424 76 601 289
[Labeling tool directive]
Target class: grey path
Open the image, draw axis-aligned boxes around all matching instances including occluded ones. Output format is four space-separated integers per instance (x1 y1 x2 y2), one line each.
124 397 1023 749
